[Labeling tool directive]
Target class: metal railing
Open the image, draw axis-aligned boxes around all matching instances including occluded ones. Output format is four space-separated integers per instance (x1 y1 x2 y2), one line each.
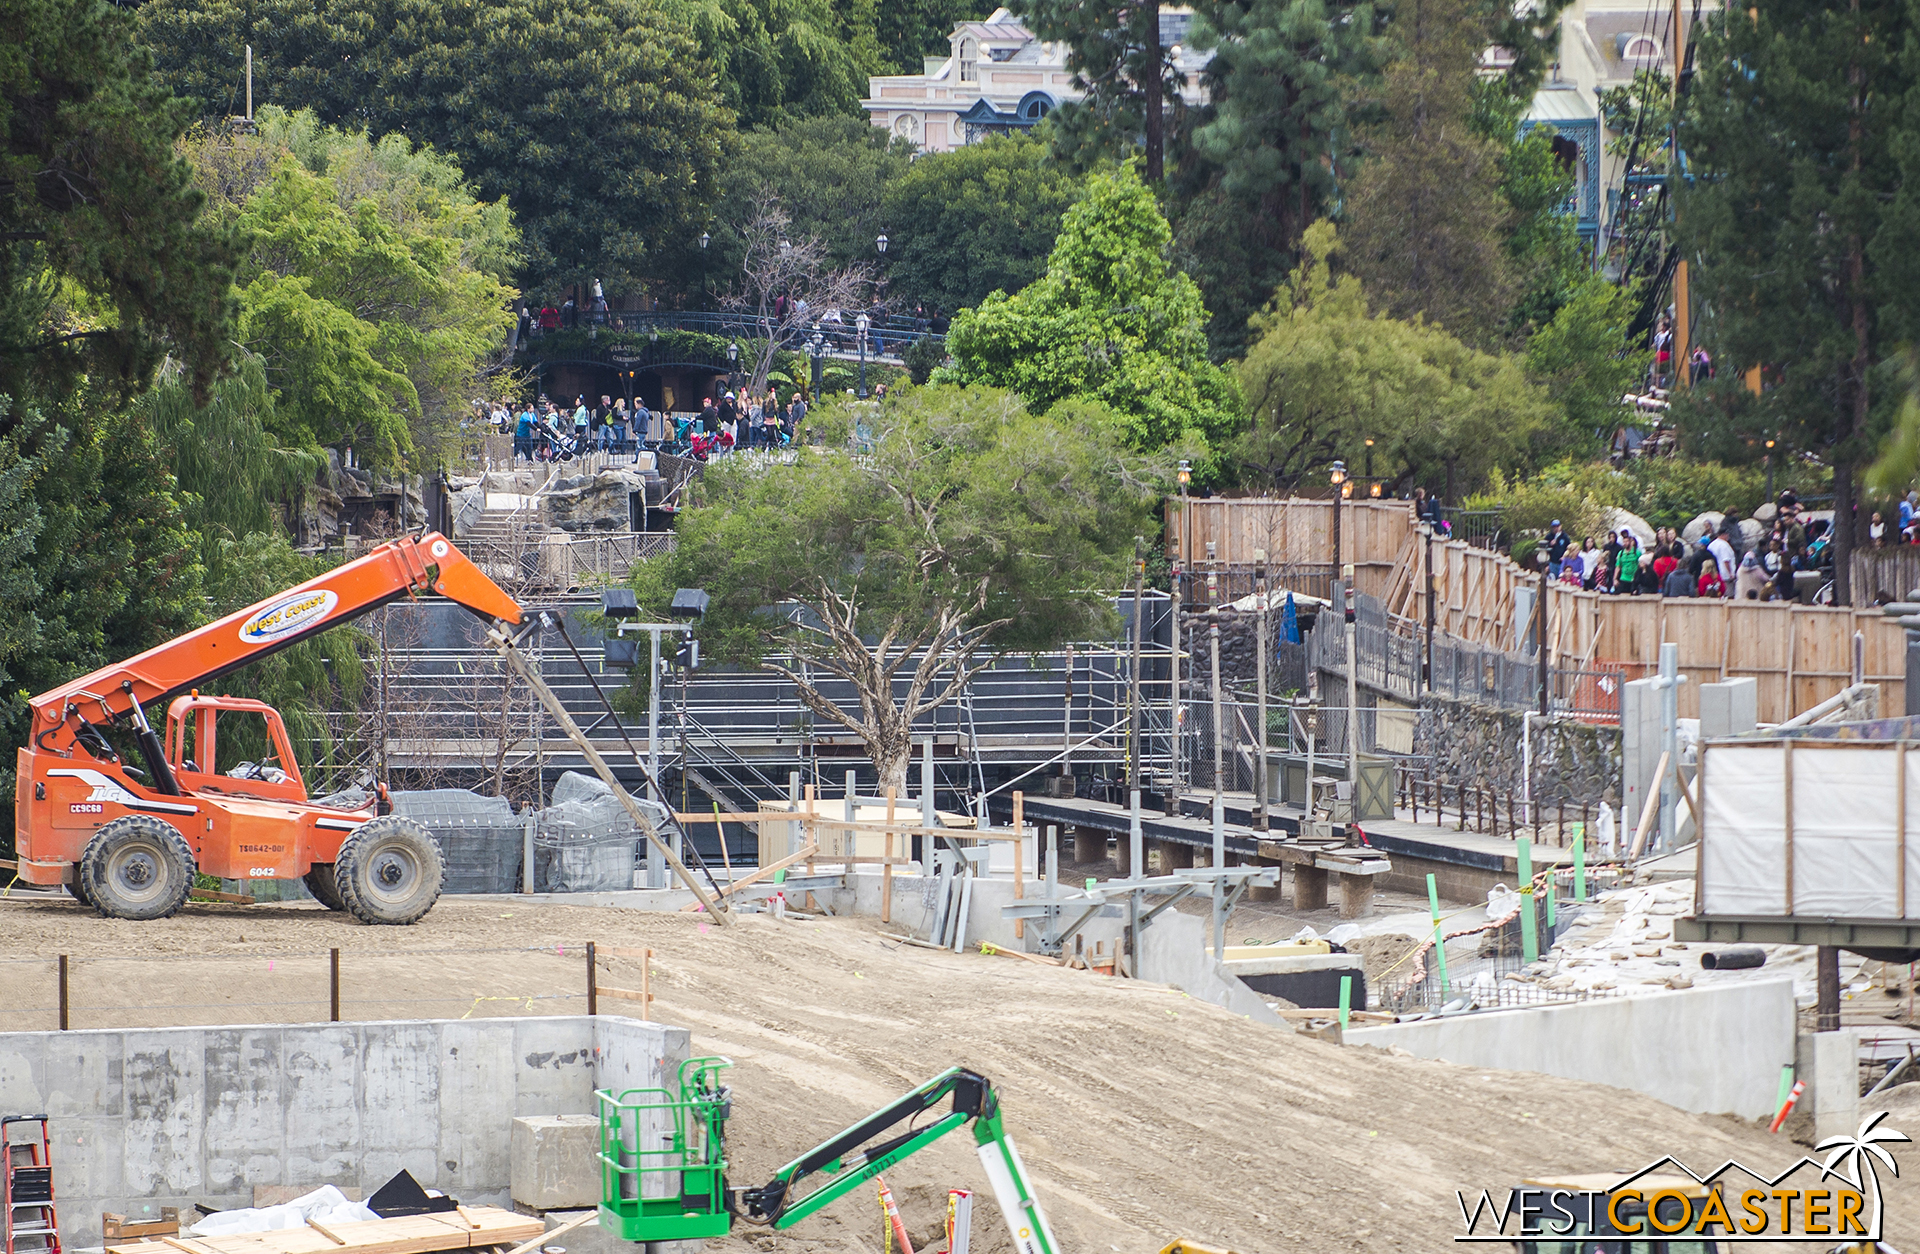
458 531 677 596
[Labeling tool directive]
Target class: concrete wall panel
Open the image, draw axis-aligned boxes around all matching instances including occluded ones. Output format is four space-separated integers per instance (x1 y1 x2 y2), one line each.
1345 978 1795 1119
0 1015 667 1248
203 1029 287 1194
123 1032 205 1195
283 1026 361 1187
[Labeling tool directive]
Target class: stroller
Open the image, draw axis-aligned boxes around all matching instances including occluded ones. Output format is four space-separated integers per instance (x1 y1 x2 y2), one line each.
535 424 583 462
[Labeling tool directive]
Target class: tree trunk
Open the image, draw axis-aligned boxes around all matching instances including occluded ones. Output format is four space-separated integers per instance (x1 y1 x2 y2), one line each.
1142 0 1164 181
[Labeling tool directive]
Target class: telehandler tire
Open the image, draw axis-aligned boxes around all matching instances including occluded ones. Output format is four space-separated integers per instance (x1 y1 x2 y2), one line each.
65 865 94 908
80 815 196 920
334 817 443 925
303 863 346 911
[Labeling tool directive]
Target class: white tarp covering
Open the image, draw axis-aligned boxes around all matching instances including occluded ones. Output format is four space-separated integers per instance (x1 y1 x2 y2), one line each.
1700 740 1915 918
189 1185 376 1237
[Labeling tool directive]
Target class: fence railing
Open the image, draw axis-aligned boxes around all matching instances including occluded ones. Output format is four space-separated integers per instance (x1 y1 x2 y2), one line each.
459 530 677 596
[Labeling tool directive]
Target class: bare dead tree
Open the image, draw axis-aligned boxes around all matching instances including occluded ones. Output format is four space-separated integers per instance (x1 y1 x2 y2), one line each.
726 196 875 396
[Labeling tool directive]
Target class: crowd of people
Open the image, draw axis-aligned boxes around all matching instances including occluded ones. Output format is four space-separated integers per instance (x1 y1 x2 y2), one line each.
1537 492 1837 601
489 387 847 463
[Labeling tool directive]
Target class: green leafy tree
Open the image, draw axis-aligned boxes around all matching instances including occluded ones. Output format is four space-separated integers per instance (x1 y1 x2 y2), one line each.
180 111 520 466
1677 0 1920 603
879 134 1081 315
629 386 1161 791
686 0 875 129
1485 88 1595 337
137 0 726 290
1338 0 1515 348
1171 0 1385 355
940 161 1238 455
1232 222 1556 498
872 0 993 73
1524 277 1651 455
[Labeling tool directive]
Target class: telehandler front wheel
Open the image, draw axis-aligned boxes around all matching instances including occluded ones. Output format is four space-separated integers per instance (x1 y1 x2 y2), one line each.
335 817 443 925
65 865 94 908
80 816 196 920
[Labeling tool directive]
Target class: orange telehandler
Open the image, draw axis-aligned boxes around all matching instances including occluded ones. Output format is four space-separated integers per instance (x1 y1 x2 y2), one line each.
11 532 522 923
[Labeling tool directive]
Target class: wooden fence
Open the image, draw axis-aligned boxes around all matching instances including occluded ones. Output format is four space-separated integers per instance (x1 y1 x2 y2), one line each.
1174 496 1907 722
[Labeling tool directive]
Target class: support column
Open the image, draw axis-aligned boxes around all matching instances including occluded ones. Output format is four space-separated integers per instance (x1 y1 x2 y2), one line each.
1158 840 1194 872
1338 873 1375 919
1293 864 1329 911
1114 832 1133 877
1245 857 1281 903
1073 825 1105 865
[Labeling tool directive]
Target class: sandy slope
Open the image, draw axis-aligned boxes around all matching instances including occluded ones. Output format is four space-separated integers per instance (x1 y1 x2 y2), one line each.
2 893 1911 1252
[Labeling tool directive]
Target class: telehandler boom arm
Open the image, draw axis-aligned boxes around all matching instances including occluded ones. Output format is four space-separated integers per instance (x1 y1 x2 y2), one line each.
28 532 520 763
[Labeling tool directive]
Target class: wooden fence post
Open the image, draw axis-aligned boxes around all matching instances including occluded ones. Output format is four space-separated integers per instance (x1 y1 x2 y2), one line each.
58 954 68 1031
330 948 340 1022
1013 791 1026 940
587 941 597 1016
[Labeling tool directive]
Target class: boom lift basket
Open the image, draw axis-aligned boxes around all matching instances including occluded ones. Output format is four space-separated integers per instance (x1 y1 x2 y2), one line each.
596 1057 734 1241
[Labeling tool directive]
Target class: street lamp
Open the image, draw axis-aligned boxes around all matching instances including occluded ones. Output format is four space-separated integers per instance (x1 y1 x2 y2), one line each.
1329 459 1347 590
876 233 889 255
1765 437 1777 502
779 238 793 257
648 323 658 345
808 330 826 402
855 313 871 398
699 231 710 250
1364 436 1374 483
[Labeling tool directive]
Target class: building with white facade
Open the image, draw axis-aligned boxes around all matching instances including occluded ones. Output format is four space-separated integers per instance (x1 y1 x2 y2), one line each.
860 7 1209 154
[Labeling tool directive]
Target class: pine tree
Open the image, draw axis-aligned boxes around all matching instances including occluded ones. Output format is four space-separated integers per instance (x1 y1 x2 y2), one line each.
1678 0 1920 604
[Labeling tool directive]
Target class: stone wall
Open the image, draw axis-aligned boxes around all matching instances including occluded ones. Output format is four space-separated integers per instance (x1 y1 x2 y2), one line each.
1178 608 1311 691
0 1016 684 1246
1412 694 1620 807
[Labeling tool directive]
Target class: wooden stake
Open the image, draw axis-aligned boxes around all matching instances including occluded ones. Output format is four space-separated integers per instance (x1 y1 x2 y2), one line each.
58 953 68 1031
305 1219 347 1245
1012 791 1026 940
587 941 597 1016
1628 749 1670 861
330 948 340 1022
882 787 896 925
642 947 651 1022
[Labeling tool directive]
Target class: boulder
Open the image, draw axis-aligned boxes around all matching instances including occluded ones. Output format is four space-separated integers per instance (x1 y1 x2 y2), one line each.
1737 518 1766 550
542 469 644 532
1752 501 1778 524
1601 507 1655 547
1681 511 1724 544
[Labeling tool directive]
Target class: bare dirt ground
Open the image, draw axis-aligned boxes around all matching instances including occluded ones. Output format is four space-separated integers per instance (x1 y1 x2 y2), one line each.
2 890 1912 1253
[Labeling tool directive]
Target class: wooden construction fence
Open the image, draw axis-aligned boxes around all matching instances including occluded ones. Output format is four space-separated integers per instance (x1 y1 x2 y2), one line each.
1176 496 1907 722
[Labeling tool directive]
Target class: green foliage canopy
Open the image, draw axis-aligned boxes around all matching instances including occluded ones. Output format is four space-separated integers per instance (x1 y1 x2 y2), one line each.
939 162 1238 456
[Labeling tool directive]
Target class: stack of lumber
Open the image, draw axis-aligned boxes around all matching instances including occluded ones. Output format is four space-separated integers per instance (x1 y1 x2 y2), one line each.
104 1208 546 1254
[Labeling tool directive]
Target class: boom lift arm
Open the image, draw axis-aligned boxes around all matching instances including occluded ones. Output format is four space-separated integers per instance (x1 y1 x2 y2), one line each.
28 533 521 778
598 1065 1061 1254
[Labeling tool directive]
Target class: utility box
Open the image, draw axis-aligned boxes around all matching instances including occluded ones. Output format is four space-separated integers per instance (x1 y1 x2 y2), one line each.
510 1114 601 1211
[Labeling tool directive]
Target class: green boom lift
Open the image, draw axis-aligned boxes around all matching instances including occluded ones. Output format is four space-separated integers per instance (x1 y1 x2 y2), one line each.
596 1059 1062 1253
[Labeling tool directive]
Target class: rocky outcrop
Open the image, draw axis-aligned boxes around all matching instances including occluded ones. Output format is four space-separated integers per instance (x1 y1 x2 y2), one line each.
542 468 648 532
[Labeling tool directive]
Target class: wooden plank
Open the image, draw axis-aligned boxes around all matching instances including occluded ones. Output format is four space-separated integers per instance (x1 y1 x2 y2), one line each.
306 1221 347 1246
502 1210 597 1254
711 842 819 899
189 889 256 905
597 984 653 1004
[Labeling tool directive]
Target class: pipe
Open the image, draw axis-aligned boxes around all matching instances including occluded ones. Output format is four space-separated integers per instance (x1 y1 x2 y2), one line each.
1700 946 1766 970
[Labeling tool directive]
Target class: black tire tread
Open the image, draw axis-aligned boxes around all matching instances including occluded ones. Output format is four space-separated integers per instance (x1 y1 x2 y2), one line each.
304 863 346 911
335 816 443 925
64 867 93 908
80 815 195 921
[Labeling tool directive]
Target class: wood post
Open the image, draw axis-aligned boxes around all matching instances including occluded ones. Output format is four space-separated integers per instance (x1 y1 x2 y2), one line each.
58 954 68 1031
1817 944 1840 1032
1245 858 1282 902
640 948 651 1023
1159 839 1194 871
587 941 597 1016
330 948 340 1022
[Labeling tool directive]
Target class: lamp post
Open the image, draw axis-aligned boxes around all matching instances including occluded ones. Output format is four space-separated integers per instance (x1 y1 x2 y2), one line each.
1364 437 1374 484
1329 460 1347 589
856 313 870 398
877 233 889 255
1173 458 1191 805
727 338 739 392
699 230 711 309
1765 437 1776 502
808 331 825 403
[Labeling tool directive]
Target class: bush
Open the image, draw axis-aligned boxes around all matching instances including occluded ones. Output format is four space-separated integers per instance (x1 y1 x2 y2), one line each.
902 336 946 386
1464 468 1614 547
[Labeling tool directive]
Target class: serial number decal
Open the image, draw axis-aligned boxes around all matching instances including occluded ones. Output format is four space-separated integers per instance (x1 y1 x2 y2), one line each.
69 802 105 814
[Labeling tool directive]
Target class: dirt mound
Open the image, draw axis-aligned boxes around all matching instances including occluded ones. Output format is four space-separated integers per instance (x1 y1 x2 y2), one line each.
1346 931 1422 984
4 894 1914 1252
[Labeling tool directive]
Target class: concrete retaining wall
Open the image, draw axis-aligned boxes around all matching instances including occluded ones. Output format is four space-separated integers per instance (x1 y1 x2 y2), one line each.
1345 978 1795 1119
0 1016 686 1247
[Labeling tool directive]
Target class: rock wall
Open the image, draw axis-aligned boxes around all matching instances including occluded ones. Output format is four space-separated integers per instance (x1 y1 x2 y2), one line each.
1178 607 1313 689
1412 693 1620 806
